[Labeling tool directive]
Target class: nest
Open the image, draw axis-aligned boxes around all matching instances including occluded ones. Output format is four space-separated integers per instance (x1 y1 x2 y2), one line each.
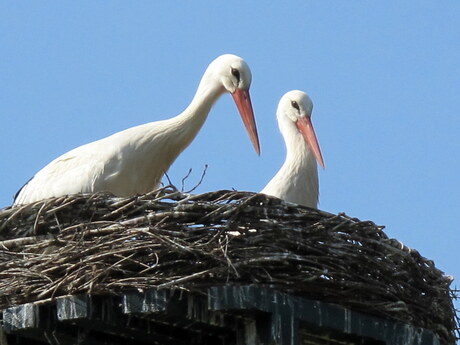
0 186 457 344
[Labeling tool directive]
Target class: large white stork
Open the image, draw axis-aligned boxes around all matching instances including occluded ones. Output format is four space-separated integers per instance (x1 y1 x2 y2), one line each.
261 90 324 208
14 54 260 205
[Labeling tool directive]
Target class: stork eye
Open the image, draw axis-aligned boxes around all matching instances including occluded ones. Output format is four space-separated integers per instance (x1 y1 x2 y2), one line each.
291 100 300 111
231 68 240 82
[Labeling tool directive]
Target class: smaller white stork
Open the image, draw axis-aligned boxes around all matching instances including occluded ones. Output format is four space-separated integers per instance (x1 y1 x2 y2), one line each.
14 54 260 205
261 90 324 208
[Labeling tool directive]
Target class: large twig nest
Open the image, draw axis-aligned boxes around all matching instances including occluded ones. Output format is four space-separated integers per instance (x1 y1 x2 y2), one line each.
0 186 457 344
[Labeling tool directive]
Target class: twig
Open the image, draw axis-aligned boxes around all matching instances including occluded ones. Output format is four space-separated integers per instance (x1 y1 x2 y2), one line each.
186 164 208 194
181 168 193 192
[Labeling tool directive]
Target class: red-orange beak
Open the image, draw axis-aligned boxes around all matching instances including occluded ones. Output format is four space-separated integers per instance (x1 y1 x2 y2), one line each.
296 116 325 168
231 89 260 155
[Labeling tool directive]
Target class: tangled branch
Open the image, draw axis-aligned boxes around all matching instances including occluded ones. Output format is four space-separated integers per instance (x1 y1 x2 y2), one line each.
0 186 457 344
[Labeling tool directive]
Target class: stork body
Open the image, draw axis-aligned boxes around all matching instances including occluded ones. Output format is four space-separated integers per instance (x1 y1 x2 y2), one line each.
14 54 260 205
261 90 324 208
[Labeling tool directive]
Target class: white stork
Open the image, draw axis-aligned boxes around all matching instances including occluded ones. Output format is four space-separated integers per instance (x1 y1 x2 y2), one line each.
261 90 324 208
14 54 260 205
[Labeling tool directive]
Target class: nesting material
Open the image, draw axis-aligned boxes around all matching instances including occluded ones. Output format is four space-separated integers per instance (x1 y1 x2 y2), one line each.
0 186 457 344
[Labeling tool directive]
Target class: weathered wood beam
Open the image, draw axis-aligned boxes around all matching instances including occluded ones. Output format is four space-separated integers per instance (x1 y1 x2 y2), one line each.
208 285 441 345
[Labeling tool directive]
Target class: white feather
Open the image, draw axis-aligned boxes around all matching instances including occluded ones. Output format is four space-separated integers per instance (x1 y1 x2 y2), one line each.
14 54 257 205
261 90 323 208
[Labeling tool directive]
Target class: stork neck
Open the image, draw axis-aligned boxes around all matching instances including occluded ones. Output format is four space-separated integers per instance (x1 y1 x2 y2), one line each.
174 77 225 131
282 125 314 172
288 138 308 165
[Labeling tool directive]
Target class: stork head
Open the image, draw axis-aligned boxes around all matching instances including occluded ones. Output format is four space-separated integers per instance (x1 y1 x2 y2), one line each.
278 90 324 168
206 54 260 155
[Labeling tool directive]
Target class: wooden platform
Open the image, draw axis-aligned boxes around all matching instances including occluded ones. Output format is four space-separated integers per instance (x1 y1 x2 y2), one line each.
1 285 440 345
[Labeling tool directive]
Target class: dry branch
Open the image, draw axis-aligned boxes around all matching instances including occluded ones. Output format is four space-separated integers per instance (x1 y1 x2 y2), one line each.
0 185 457 344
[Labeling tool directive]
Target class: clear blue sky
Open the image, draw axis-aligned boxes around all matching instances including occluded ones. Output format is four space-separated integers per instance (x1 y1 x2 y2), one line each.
1 1 459 329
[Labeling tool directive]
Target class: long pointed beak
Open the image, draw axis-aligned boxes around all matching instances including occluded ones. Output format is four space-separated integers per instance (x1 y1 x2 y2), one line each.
296 116 325 168
231 89 260 155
